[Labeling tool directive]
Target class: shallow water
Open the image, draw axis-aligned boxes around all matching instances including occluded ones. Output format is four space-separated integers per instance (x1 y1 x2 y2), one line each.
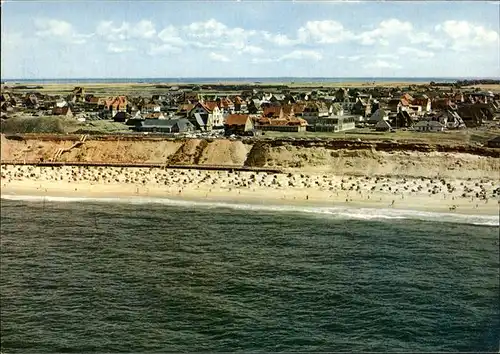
1 198 499 352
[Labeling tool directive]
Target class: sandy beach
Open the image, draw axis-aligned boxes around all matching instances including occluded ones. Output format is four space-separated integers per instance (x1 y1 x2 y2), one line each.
1 164 498 217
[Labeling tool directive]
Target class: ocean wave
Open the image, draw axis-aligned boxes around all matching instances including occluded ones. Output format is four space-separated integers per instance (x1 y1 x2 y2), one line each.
2 194 498 226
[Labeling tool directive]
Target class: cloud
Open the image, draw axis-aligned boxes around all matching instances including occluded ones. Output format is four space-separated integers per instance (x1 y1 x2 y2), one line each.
107 43 135 53
338 55 364 61
363 60 401 69
209 52 231 62
190 42 218 49
356 19 413 45
96 21 129 41
1 31 23 46
409 32 445 49
158 26 186 47
133 20 156 39
376 53 399 60
238 45 265 55
148 43 182 56
281 50 323 61
435 20 499 51
397 46 434 58
262 32 298 46
35 19 92 44
297 20 353 44
96 20 156 41
185 19 256 41
185 19 228 38
7 14 499 79
184 19 259 52
253 50 322 63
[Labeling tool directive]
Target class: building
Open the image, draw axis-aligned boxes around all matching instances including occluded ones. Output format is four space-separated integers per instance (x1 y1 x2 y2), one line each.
188 101 224 130
52 106 73 117
302 102 329 128
391 110 414 128
293 102 306 117
368 108 389 124
256 117 308 132
104 96 128 117
352 98 371 117
457 104 487 127
178 103 195 117
217 97 235 113
262 105 282 118
144 112 166 120
113 111 130 122
132 118 195 133
55 98 68 108
414 120 445 132
141 102 162 114
412 95 432 112
375 119 392 131
314 116 356 132
224 114 254 135
432 98 453 110
233 96 247 112
435 110 466 129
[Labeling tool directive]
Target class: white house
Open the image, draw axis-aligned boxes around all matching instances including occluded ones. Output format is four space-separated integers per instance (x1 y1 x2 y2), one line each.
414 120 445 132
189 102 225 130
315 116 355 132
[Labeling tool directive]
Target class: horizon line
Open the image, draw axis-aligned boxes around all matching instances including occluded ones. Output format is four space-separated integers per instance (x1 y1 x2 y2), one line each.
3 76 499 81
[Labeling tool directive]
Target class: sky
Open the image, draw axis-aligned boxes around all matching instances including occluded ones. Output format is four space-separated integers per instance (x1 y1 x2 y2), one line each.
1 0 500 79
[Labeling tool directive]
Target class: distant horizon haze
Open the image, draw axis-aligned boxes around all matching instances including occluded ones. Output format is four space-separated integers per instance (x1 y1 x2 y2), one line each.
2 77 499 85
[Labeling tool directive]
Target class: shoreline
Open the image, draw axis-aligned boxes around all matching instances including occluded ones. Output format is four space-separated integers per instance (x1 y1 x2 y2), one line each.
3 185 499 227
1 165 498 219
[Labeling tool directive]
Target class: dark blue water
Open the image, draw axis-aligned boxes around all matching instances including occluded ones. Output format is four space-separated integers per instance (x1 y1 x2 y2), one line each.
1 199 499 352
2 77 494 85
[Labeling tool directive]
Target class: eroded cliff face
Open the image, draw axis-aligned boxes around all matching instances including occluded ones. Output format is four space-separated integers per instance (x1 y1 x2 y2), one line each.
1 134 499 179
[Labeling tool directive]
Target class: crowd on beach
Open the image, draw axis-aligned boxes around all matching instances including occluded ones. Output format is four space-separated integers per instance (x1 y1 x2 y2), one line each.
2 165 498 213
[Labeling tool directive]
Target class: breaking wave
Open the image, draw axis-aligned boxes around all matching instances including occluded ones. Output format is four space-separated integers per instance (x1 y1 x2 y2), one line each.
2 194 498 227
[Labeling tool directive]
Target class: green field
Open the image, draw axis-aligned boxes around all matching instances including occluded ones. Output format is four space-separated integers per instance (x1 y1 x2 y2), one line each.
4 81 500 97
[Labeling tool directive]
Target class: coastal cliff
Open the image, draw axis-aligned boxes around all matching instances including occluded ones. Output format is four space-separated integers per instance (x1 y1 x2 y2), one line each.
1 134 499 179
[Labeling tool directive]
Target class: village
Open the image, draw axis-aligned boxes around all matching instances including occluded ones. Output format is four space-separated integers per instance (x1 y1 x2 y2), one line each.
1 82 500 145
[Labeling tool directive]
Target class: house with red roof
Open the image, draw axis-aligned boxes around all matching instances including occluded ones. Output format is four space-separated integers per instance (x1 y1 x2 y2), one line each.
412 95 432 113
224 114 254 135
233 96 247 112
188 101 224 130
256 116 307 132
388 97 411 114
103 96 128 117
217 97 234 113
263 105 282 118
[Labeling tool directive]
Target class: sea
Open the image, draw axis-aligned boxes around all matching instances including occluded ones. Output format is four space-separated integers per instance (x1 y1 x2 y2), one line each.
1 196 499 352
1 77 494 85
